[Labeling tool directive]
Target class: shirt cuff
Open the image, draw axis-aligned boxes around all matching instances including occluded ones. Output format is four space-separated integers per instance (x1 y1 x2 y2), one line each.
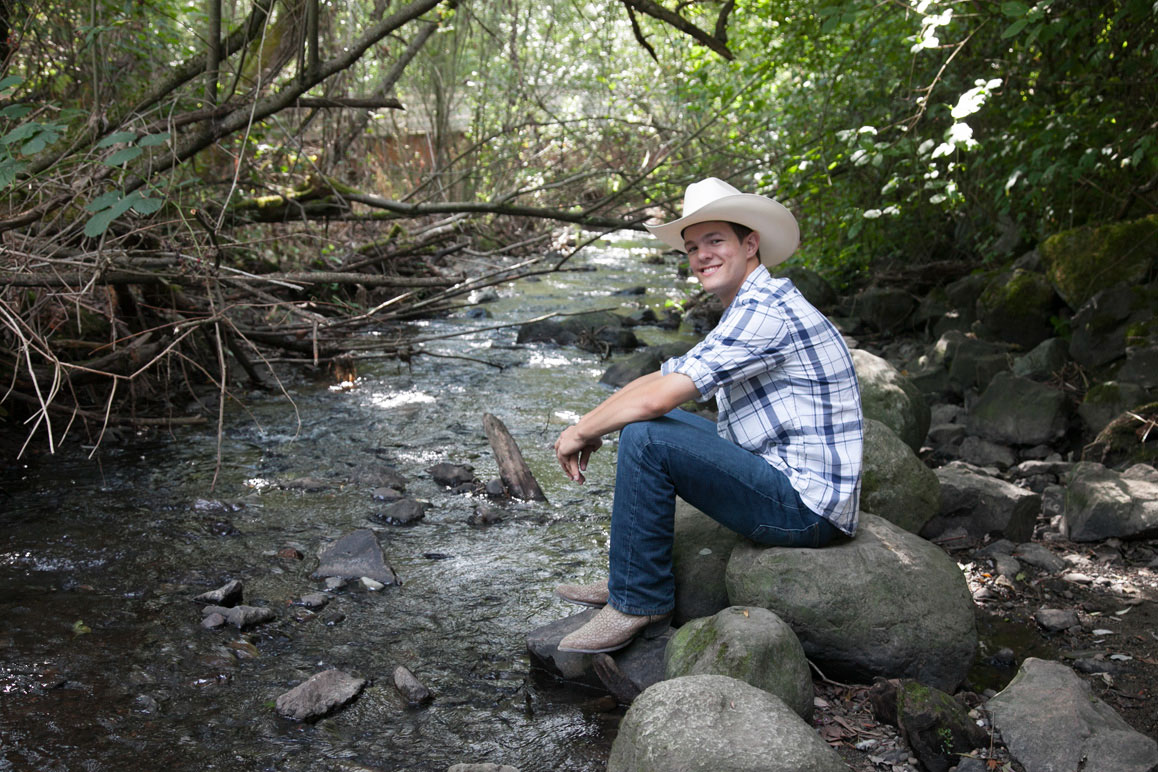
662 354 718 401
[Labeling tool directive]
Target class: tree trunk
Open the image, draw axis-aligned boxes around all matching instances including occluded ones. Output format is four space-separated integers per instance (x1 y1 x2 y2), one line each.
483 413 548 502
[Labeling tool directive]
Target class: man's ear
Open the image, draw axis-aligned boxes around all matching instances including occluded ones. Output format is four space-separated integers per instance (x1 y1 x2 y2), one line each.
745 231 760 258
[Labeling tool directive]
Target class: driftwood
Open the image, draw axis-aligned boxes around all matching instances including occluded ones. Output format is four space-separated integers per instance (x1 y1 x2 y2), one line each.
483 413 548 502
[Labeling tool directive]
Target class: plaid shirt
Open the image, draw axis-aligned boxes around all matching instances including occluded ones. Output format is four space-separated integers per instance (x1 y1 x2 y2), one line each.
662 265 863 534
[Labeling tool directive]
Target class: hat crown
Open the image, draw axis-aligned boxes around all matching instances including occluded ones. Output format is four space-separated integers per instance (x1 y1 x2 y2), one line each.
681 177 743 219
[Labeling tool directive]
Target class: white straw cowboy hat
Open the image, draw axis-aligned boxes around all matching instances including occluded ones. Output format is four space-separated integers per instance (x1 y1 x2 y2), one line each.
645 177 800 267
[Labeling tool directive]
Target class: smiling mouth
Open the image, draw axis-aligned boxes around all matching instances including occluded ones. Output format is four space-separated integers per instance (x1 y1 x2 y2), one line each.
698 265 720 277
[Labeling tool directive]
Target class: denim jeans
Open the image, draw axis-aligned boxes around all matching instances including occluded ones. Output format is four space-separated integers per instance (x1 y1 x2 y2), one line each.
607 408 841 616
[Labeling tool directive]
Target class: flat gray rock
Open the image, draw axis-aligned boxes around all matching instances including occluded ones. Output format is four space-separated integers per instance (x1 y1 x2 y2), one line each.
1062 462 1158 541
193 579 243 607
989 658 1158 772
314 528 400 585
200 604 275 629
275 669 366 721
922 461 1040 544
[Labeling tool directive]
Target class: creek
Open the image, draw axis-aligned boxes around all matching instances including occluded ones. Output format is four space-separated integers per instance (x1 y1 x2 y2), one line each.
0 232 696 772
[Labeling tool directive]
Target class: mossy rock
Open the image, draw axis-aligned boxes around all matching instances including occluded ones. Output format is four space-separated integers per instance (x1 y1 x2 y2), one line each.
1039 214 1158 310
976 269 1060 348
1081 401 1158 469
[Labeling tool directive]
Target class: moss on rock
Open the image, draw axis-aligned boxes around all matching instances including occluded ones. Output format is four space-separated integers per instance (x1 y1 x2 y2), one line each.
1039 214 1158 310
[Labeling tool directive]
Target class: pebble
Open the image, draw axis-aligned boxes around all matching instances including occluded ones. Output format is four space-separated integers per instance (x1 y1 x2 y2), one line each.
361 577 385 591
193 580 244 607
1063 572 1094 585
296 592 330 609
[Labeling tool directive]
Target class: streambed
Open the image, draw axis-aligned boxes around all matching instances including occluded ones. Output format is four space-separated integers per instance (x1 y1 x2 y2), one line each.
0 234 694 772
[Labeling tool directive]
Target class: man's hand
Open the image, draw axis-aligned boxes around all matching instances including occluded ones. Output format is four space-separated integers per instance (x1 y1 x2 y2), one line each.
554 424 603 484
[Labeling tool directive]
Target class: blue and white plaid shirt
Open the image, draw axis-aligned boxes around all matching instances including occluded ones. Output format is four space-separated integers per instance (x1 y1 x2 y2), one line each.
661 265 863 534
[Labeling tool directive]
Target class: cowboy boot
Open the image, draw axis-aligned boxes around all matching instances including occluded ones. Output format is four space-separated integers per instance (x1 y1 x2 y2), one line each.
556 605 670 654
554 578 609 607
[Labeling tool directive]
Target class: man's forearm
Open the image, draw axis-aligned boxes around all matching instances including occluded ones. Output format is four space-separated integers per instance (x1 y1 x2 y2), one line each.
573 371 698 442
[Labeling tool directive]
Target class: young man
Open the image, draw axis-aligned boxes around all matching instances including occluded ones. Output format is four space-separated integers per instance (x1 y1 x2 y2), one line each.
553 177 863 654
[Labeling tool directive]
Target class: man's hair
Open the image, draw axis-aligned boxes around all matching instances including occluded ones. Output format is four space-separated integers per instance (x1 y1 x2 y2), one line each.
680 221 761 258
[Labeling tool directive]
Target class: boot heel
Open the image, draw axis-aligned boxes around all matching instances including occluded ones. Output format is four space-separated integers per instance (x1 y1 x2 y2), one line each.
642 616 671 639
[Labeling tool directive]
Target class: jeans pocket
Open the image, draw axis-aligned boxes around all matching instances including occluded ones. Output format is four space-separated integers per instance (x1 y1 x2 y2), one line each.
748 522 823 548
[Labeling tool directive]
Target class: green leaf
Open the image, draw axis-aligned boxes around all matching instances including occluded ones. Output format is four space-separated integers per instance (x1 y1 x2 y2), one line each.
0 75 23 93
96 131 138 148
137 131 170 147
104 146 143 166
1 123 38 144
85 190 123 212
83 207 119 237
1002 18 1029 38
22 136 46 154
1001 1 1029 17
131 196 164 214
0 104 33 119
0 158 27 187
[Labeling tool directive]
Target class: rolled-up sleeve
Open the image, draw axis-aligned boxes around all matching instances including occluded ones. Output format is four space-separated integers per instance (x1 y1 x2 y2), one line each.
662 301 788 400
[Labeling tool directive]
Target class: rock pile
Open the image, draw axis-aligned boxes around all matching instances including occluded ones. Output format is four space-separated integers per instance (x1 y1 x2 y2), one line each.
525 215 1158 772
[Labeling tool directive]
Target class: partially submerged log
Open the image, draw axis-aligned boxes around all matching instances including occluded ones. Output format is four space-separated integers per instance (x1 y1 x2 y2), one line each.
483 413 548 502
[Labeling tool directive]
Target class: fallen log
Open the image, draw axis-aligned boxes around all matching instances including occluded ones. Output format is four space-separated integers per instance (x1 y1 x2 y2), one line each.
483 413 548 502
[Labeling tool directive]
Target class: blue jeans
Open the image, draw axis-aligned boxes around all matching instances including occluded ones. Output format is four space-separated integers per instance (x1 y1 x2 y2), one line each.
607 409 841 616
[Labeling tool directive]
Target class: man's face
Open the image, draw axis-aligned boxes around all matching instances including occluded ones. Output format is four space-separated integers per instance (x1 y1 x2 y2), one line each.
682 221 760 304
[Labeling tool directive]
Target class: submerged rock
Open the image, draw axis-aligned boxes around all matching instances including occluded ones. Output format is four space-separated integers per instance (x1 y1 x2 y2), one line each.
200 604 275 629
314 528 400 586
374 498 430 525
393 665 433 706
275 669 366 721
427 463 476 488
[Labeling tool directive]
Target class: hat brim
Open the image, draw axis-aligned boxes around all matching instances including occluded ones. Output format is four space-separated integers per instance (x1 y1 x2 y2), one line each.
644 193 800 268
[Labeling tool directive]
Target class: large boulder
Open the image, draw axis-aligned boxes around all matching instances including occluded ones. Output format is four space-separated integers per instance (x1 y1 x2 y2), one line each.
672 499 742 626
600 342 695 388
988 658 1158 772
1011 337 1069 381
664 606 813 720
1038 214 1158 310
851 349 930 452
921 461 1041 544
912 331 1014 396
516 310 639 352
1081 401 1158 468
860 418 940 534
607 675 846 772
967 372 1068 446
975 269 1060 349
1078 381 1151 436
1061 462 1158 541
1068 284 1157 369
725 514 976 691
775 265 839 311
852 286 918 333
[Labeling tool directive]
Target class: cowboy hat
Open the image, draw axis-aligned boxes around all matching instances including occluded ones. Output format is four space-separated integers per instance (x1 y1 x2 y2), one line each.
645 177 800 267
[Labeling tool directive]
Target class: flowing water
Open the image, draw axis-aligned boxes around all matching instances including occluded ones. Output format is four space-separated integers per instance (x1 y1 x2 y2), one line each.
0 233 697 772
